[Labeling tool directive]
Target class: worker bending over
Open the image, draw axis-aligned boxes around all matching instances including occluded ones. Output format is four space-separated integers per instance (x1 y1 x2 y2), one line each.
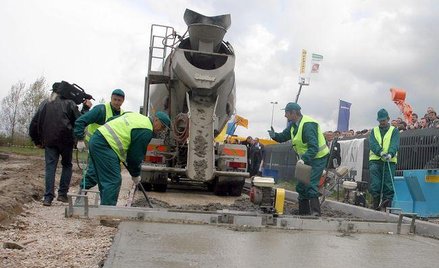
74 89 125 190
369 108 400 210
268 102 329 216
88 111 170 205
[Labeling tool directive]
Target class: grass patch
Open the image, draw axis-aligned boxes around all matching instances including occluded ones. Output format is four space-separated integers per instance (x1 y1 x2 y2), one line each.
0 146 88 161
275 179 296 191
0 146 44 157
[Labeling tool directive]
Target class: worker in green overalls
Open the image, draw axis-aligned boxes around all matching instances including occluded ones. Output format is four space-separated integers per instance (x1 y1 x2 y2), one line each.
268 102 329 216
74 89 125 191
369 108 400 210
88 111 170 205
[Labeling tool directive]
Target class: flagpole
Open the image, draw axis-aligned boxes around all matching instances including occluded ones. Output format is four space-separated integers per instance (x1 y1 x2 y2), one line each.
336 99 341 131
295 83 303 103
295 78 309 103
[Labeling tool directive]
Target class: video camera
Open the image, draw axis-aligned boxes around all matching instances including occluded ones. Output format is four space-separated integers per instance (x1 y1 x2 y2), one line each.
53 81 94 105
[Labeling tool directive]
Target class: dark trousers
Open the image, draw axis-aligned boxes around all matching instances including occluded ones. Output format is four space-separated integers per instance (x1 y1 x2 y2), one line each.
79 155 98 190
44 145 73 201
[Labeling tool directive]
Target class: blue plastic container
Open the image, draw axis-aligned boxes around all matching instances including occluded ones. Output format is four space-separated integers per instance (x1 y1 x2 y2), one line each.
262 168 279 182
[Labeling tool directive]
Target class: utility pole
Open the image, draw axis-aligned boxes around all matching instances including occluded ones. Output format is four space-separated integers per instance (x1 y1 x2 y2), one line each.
270 101 278 127
295 77 309 103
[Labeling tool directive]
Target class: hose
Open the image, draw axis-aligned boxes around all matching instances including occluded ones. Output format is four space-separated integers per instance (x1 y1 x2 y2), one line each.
387 160 398 203
172 113 189 144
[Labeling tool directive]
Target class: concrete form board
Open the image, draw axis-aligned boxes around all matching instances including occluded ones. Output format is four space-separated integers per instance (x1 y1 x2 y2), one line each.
284 189 439 239
104 221 439 268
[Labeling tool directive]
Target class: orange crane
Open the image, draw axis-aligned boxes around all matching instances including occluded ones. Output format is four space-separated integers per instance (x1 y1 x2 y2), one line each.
390 88 413 124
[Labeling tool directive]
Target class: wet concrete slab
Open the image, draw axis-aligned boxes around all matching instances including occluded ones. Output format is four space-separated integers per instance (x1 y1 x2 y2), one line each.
105 221 439 268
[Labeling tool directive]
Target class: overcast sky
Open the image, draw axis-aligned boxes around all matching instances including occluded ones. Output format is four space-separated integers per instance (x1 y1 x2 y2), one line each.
1 0 438 139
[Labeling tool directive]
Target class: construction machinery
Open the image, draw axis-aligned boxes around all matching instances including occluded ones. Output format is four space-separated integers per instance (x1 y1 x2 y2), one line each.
140 9 249 195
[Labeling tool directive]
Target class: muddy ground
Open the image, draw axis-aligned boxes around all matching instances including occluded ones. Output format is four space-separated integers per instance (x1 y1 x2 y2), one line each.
0 153 82 224
132 188 357 218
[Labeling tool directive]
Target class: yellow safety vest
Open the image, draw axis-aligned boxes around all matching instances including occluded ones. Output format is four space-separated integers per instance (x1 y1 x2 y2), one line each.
97 113 153 162
369 126 398 163
85 103 123 142
290 115 329 159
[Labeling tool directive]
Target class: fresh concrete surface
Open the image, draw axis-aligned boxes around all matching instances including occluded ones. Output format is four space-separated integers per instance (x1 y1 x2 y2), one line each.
105 221 439 268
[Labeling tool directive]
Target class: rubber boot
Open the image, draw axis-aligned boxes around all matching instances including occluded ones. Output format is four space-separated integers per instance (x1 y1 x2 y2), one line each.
381 199 392 210
298 199 310 215
372 198 380 210
309 198 321 217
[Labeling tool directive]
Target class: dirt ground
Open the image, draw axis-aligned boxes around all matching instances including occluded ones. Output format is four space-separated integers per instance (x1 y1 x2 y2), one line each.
1 152 438 267
0 153 116 268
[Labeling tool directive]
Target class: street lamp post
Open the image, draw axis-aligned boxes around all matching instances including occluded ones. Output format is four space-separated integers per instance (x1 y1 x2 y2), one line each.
270 101 278 127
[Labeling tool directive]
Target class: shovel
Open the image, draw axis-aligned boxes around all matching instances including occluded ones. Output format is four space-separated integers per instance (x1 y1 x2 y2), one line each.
295 161 312 184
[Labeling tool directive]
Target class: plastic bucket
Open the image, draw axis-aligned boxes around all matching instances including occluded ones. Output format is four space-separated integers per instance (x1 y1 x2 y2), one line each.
390 88 406 102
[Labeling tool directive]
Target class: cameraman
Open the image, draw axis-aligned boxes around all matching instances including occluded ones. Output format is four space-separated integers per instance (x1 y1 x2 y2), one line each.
29 82 92 206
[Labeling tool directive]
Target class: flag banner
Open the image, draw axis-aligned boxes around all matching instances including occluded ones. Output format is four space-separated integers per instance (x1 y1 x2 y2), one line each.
226 122 236 135
300 49 307 74
234 115 249 128
311 53 323 73
338 138 365 181
337 99 352 132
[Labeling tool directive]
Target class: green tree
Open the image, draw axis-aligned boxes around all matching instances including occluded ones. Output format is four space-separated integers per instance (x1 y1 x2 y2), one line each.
17 77 49 134
0 81 26 143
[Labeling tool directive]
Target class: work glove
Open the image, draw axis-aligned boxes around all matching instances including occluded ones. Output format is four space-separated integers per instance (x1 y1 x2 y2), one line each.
268 127 276 139
76 141 86 152
131 176 141 185
384 154 392 161
380 151 386 157
297 159 304 165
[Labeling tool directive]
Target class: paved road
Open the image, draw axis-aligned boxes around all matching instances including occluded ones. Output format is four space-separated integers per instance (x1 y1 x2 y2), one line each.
104 221 439 268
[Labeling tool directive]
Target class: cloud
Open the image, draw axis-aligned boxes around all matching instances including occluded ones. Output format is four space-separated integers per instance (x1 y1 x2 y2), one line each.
1 0 438 140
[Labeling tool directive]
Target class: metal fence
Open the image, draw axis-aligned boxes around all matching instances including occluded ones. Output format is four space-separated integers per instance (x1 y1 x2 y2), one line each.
262 128 439 181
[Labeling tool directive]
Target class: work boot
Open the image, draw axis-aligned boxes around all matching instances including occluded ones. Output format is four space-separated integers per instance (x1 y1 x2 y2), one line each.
372 198 380 210
298 199 310 215
57 195 68 203
42 199 52 207
381 199 392 210
310 198 321 217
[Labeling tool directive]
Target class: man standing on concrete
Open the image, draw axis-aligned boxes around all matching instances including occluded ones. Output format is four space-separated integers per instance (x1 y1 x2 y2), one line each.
88 111 170 205
268 102 329 216
29 82 92 206
369 108 400 210
73 89 125 191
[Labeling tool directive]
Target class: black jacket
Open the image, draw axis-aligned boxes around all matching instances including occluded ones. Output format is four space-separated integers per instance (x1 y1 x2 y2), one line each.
29 93 84 148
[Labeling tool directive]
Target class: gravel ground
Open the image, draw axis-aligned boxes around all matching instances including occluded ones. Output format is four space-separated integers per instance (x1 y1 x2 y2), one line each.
0 201 116 268
0 153 118 268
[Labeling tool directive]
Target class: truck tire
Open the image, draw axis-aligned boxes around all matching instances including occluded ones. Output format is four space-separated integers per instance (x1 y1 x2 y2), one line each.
153 183 167 192
140 182 152 191
213 179 228 196
228 179 245 196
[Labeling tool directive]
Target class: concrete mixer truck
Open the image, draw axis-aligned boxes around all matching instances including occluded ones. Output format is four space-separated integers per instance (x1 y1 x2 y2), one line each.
140 9 249 196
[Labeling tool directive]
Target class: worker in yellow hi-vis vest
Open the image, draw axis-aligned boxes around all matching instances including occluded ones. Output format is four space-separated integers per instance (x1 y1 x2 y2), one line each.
268 102 329 216
88 111 170 205
74 89 125 191
369 108 400 210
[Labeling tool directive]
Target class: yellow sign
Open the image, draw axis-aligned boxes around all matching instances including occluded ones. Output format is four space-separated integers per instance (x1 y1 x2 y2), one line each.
300 49 307 74
426 175 439 183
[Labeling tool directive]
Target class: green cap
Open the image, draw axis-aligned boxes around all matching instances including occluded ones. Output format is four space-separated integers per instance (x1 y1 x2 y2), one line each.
377 108 389 121
155 111 171 129
282 102 301 112
112 89 125 98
